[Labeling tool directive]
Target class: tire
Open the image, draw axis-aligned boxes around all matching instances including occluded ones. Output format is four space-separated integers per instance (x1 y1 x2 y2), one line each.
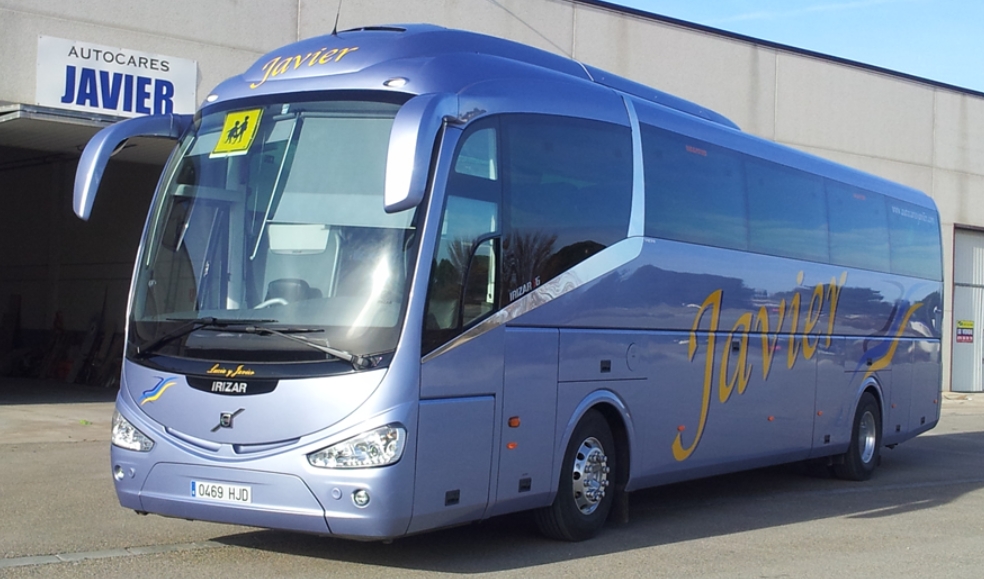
535 409 616 541
833 392 882 481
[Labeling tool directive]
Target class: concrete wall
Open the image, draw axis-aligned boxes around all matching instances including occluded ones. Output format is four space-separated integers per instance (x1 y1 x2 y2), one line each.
3 0 982 389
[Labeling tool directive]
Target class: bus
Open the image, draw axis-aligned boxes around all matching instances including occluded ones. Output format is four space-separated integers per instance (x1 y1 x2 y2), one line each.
74 24 943 542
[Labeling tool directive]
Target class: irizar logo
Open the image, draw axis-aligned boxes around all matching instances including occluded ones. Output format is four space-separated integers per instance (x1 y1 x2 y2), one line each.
211 381 248 394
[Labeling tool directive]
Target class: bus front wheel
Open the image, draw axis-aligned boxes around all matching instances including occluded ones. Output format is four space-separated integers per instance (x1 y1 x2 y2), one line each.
535 409 616 541
833 391 881 481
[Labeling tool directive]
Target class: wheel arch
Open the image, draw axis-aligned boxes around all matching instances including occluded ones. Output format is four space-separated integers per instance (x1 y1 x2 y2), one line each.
556 390 635 496
858 376 886 433
832 377 886 481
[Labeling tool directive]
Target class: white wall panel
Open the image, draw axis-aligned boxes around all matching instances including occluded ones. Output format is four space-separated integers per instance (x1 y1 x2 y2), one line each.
933 90 984 175
775 52 935 167
932 169 984 231
0 0 297 52
571 5 777 138
299 0 575 60
790 143 935 195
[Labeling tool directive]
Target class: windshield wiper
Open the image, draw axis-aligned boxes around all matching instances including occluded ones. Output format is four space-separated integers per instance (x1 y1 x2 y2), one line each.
134 317 277 358
135 318 375 370
231 326 374 370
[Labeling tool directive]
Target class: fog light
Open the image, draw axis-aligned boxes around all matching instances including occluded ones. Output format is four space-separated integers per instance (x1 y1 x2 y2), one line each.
113 465 125 481
353 489 371 508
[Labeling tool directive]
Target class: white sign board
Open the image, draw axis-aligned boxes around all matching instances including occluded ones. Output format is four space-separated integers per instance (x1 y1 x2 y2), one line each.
36 36 197 118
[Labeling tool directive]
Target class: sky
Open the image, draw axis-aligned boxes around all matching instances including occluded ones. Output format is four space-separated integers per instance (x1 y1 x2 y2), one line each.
608 0 984 93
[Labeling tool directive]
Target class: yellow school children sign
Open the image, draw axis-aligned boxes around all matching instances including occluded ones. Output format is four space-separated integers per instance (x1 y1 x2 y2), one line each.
211 109 262 156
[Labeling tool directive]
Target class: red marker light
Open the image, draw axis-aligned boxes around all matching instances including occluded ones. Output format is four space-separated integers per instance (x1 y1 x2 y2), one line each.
685 144 708 157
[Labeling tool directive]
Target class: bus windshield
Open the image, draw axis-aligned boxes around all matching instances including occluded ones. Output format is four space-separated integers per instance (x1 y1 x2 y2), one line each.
129 98 418 363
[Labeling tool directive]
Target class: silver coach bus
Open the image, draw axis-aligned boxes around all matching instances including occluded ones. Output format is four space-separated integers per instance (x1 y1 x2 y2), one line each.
74 24 943 542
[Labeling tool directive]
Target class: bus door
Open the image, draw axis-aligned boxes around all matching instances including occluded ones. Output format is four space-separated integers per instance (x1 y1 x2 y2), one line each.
410 121 503 534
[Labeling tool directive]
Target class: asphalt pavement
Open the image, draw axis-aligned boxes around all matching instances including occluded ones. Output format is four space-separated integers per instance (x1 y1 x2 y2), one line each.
3 376 984 578
0 376 117 445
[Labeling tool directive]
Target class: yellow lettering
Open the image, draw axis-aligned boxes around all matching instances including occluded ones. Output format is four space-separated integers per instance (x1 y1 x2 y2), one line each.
677 271 851 462
206 363 254 378
318 48 339 64
825 272 847 347
249 57 281 89
335 46 359 60
786 274 803 369
756 300 786 381
801 283 825 359
720 313 753 402
249 46 360 90
755 306 772 378
307 48 325 65
863 303 923 381
673 290 722 462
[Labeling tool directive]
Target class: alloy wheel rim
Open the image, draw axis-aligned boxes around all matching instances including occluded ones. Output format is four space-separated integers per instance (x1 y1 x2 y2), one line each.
859 410 877 464
571 436 610 514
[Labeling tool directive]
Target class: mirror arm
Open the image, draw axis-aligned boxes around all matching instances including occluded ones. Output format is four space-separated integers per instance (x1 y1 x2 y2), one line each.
384 93 459 213
74 113 193 220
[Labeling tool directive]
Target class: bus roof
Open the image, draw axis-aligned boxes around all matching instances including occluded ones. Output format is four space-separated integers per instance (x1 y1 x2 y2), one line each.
205 23 934 211
207 24 738 129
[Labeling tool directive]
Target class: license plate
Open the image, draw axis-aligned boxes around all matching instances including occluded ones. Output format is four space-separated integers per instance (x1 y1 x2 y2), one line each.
191 480 252 504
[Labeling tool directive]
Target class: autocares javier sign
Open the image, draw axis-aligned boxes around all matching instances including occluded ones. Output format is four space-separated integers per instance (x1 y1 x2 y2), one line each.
36 36 197 117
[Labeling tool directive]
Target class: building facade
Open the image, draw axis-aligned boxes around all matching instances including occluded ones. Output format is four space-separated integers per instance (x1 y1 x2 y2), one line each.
1 0 982 391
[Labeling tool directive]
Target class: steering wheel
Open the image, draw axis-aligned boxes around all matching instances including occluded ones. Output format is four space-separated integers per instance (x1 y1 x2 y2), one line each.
253 297 288 309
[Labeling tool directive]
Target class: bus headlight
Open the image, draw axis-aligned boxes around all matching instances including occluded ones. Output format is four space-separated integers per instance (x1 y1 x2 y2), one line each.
308 425 406 469
111 410 155 452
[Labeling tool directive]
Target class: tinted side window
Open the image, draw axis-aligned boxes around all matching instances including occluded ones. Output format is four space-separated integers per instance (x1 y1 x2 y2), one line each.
501 115 631 300
642 125 747 250
640 124 939 278
827 181 890 272
887 199 942 280
746 159 828 262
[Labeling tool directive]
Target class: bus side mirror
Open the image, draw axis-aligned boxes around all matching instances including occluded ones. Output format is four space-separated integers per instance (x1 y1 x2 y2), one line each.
385 93 459 213
74 113 192 221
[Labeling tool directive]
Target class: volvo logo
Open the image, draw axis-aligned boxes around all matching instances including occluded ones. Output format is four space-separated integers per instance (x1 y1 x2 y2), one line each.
211 408 245 432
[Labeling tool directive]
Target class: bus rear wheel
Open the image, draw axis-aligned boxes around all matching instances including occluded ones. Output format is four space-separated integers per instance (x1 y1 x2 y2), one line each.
833 391 881 481
535 409 615 541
